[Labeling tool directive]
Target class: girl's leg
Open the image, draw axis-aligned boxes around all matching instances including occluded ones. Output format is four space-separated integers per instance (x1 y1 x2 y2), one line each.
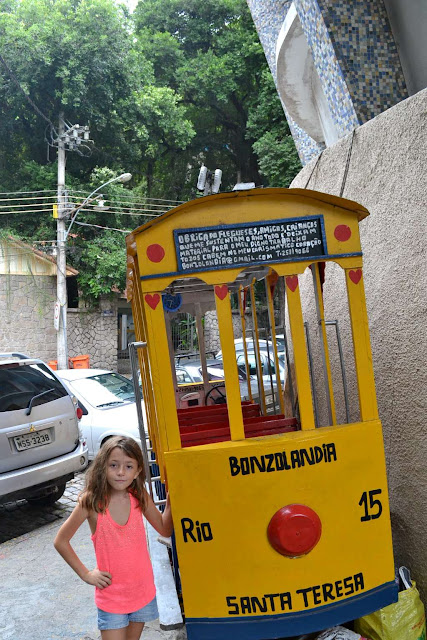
101 629 127 640
126 622 145 640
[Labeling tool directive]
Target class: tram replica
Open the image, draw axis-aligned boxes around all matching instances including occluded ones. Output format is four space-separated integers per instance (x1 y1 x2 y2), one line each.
125 188 397 639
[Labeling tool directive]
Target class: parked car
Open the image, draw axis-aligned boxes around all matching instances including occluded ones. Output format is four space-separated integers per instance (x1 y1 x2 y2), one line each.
217 340 287 390
218 336 287 360
175 355 248 384
0 353 88 505
173 355 252 405
56 369 144 460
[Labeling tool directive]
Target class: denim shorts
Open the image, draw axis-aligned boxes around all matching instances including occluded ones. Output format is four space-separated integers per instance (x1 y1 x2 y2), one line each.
97 597 159 630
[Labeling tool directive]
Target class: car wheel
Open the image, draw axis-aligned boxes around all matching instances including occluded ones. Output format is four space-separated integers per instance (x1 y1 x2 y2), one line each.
27 482 66 506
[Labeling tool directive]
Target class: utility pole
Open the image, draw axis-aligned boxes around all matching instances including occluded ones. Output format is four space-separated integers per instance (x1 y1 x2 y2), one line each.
53 115 92 369
56 113 68 369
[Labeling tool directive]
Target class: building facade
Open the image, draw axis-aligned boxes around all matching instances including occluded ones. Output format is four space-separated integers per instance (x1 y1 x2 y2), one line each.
247 0 426 163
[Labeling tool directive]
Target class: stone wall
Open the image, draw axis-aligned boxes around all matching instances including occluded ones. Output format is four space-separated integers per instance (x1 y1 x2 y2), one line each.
0 273 118 370
290 89 427 600
0 273 57 362
204 309 254 354
67 296 118 371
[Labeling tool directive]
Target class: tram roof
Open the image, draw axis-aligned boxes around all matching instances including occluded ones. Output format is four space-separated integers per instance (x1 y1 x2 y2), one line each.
125 187 369 302
127 188 369 239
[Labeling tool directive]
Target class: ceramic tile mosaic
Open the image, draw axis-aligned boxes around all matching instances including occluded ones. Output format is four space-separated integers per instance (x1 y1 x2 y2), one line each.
246 0 292 77
246 0 408 165
316 0 408 122
247 0 324 162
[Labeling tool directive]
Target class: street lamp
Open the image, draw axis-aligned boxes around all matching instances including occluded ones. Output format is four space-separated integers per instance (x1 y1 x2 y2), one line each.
56 172 132 369
64 173 132 241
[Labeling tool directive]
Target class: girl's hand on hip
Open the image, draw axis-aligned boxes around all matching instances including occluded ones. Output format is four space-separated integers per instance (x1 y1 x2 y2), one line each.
84 568 112 589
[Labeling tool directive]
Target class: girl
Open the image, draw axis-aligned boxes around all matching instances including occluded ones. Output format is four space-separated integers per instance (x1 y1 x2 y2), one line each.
54 435 173 640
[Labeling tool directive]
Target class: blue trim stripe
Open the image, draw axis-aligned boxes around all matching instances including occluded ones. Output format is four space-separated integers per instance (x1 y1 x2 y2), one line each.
140 253 362 281
185 581 398 640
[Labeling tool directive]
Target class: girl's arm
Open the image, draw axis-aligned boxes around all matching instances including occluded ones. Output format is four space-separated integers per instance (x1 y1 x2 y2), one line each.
53 499 112 589
143 491 173 537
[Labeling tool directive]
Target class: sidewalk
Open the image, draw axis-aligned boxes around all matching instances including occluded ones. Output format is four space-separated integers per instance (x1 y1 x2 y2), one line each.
0 475 186 640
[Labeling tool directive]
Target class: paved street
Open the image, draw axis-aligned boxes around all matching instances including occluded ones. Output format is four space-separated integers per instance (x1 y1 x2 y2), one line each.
0 473 186 640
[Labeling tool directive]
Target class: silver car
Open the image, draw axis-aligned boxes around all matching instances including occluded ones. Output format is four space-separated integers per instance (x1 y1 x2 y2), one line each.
56 369 144 460
0 353 88 505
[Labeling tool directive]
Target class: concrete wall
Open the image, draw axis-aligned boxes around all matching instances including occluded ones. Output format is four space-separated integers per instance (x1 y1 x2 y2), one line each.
383 0 427 95
290 89 427 600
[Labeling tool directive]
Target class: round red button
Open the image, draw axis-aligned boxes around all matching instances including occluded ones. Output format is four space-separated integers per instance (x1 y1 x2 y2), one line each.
267 504 322 557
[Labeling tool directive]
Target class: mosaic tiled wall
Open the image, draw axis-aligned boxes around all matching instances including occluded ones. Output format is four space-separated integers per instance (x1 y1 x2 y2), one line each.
316 0 407 122
294 0 360 137
247 0 408 164
247 0 291 78
247 0 323 163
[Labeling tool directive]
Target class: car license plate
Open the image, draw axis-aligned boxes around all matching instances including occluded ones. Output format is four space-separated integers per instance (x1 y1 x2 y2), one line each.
14 429 52 451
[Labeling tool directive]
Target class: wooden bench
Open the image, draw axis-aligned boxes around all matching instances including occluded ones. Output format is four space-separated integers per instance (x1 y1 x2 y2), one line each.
177 402 261 427
180 415 298 447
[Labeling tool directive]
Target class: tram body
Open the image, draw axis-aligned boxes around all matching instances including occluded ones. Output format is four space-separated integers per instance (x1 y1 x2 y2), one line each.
126 188 397 639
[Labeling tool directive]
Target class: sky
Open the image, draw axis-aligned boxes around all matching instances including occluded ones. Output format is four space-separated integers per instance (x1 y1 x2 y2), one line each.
123 0 138 11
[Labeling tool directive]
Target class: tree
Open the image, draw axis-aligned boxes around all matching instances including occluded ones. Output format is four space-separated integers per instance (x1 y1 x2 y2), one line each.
134 0 300 194
0 0 301 302
247 69 301 186
0 0 195 301
0 0 194 189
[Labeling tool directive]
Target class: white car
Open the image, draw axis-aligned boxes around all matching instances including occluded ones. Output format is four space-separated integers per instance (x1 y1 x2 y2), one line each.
217 339 287 390
56 369 145 460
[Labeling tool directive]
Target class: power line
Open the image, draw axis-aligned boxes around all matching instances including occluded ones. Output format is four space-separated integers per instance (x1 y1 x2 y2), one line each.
0 189 57 196
0 208 55 215
0 189 183 206
67 190 184 205
73 221 131 233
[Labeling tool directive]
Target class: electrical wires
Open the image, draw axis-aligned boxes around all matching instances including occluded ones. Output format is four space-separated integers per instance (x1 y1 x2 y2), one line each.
0 189 184 218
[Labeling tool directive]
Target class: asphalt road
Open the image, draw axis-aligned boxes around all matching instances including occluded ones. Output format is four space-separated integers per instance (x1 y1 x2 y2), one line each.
0 473 186 640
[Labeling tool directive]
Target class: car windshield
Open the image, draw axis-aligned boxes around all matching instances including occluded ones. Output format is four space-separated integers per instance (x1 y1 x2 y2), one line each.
69 373 136 408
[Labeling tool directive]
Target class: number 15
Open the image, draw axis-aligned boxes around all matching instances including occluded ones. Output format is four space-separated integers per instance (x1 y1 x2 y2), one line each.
359 489 383 522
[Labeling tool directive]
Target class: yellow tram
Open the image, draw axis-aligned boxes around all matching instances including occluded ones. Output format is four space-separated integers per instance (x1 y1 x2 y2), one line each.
125 188 397 639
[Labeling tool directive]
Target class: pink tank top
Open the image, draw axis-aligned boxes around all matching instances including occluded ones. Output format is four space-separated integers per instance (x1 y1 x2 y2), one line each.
91 493 156 614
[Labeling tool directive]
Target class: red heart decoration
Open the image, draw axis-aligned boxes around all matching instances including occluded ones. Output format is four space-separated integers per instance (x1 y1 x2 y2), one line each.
145 293 160 310
286 276 299 292
146 243 165 263
334 224 352 242
349 269 362 284
215 285 228 300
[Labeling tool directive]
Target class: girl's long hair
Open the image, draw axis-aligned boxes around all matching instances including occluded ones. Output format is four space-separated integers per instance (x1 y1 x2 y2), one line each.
81 436 147 513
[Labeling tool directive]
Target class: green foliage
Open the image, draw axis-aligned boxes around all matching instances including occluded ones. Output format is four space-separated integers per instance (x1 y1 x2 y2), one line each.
0 0 194 188
70 231 127 299
133 0 298 193
246 69 301 186
0 0 302 303
252 133 302 187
